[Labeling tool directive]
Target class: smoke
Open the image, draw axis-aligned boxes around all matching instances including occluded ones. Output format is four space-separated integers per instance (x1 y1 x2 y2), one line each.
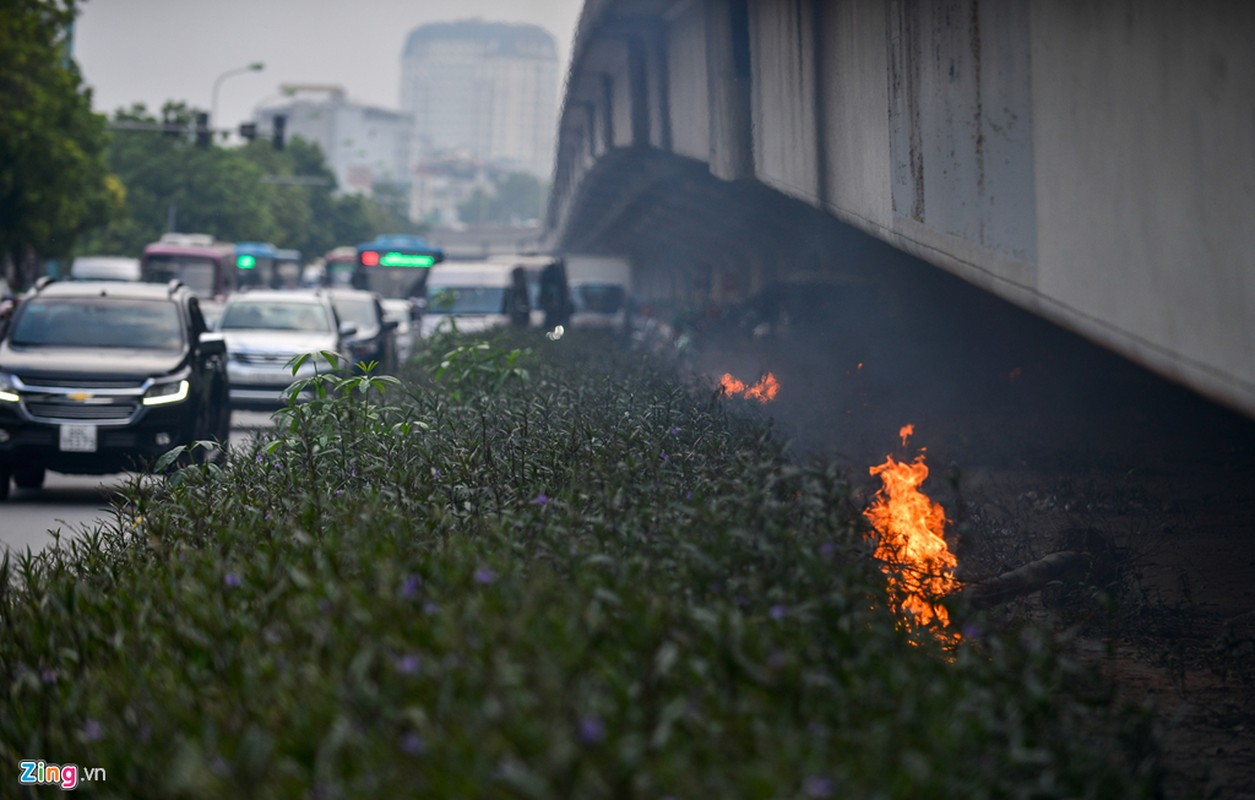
564 154 1255 473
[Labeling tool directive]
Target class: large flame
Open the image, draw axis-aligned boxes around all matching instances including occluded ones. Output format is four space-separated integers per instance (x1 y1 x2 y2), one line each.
719 372 780 403
864 426 960 640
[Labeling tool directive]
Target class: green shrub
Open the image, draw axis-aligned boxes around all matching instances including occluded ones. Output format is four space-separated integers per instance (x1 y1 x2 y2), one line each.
0 330 1159 798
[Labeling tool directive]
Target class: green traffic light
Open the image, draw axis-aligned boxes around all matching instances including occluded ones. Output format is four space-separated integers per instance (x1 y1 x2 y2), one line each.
238 254 256 269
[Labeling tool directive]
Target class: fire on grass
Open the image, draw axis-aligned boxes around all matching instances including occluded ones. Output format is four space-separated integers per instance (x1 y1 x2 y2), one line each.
864 425 962 644
719 372 780 403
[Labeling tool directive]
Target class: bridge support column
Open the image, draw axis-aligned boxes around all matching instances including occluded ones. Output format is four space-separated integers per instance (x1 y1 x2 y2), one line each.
705 0 754 180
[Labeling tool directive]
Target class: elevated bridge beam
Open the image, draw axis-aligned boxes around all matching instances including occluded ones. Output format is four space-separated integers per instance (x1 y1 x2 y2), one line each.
548 0 1255 418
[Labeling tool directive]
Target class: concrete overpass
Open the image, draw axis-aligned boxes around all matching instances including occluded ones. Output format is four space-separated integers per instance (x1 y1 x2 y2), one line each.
546 0 1255 419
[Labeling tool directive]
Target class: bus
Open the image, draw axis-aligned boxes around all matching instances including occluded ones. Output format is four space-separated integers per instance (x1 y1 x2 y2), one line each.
141 233 236 300
234 242 280 290
353 234 445 302
275 249 302 289
320 246 358 289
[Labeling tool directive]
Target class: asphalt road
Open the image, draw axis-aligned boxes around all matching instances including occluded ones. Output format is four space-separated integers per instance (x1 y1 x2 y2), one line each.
0 411 273 556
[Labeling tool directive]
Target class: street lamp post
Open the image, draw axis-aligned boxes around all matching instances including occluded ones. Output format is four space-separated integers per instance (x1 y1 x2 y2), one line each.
210 61 265 134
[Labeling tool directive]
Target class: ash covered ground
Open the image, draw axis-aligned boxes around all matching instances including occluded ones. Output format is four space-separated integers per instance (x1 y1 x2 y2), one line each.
678 257 1255 799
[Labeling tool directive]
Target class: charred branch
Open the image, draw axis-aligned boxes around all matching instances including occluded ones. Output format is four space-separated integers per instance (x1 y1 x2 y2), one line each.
961 550 1091 609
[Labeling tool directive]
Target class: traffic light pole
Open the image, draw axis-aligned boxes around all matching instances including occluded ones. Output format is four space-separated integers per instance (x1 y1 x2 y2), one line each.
106 120 287 150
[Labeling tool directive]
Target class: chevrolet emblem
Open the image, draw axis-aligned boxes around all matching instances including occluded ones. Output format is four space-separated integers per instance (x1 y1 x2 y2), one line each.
68 392 93 402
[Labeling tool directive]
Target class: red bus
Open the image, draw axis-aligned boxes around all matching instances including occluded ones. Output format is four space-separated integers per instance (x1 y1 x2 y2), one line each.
141 233 236 298
140 233 237 324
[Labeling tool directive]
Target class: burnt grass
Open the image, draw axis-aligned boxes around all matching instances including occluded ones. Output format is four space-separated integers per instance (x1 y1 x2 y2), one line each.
693 284 1255 799
0 327 1213 798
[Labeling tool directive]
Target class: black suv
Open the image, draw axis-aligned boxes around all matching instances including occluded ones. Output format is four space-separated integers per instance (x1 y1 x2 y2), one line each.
326 288 399 373
0 279 230 498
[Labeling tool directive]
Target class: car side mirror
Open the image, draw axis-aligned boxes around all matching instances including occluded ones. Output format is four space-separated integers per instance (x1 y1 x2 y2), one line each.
339 321 359 337
199 332 226 356
382 319 399 332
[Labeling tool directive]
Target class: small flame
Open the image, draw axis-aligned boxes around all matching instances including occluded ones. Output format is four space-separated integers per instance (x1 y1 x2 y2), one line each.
719 372 779 403
864 426 959 643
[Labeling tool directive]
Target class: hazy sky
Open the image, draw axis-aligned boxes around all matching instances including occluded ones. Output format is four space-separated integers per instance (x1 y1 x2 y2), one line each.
73 0 584 132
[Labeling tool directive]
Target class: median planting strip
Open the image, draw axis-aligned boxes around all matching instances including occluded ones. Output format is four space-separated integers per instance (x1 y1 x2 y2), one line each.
0 331 1159 797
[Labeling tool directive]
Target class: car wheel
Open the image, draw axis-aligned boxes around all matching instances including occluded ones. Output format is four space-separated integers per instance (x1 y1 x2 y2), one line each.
13 466 45 490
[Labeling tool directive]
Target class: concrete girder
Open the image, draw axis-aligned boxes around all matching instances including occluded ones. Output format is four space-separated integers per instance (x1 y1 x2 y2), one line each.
550 0 1255 419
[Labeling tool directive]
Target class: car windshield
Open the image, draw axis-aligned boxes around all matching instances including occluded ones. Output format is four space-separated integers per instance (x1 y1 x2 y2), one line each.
572 284 625 314
325 262 356 289
363 268 427 299
9 298 184 350
142 256 218 297
218 301 331 332
331 296 378 331
426 286 507 315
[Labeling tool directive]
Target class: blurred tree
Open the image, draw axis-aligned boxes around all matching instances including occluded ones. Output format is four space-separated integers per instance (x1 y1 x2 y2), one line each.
78 103 277 255
493 172 546 223
0 0 113 288
78 110 416 262
456 172 547 226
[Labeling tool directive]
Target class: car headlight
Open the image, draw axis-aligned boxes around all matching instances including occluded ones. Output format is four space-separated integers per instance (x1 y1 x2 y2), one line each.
0 372 19 403
143 378 190 406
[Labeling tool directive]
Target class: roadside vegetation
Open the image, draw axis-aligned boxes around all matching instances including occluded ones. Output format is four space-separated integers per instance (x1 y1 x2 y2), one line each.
0 331 1161 797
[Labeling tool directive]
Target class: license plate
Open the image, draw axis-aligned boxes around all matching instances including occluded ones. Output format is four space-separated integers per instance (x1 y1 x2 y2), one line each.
59 424 98 453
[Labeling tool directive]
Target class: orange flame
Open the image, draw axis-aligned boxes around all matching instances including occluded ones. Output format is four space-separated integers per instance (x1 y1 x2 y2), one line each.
899 423 914 447
864 427 960 642
719 372 779 403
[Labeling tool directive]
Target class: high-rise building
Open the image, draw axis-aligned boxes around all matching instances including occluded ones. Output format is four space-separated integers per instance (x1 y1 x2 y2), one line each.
255 86 412 197
400 20 559 179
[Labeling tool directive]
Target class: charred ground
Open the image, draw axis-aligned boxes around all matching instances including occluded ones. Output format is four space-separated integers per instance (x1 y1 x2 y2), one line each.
691 257 1255 799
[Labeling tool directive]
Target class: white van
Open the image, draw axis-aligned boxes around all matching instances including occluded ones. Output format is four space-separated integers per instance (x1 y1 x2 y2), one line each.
70 255 141 282
563 254 631 330
489 253 570 328
421 262 531 337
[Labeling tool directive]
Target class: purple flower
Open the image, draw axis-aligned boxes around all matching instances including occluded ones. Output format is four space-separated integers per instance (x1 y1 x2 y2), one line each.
394 654 421 675
334 489 344 498
532 493 550 506
80 718 103 743
670 426 681 436
432 468 442 479
224 573 241 588
577 716 605 745
804 776 835 798
660 451 669 463
401 574 422 599
400 732 427 756
474 568 497 585
819 542 837 559
769 604 788 621
40 668 58 684
422 600 440 616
